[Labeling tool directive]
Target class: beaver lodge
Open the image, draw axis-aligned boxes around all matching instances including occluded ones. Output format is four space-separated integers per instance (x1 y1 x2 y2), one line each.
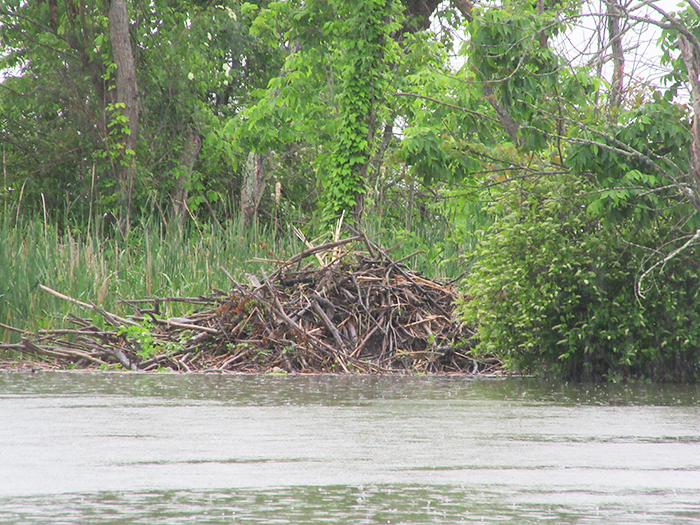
2 230 497 373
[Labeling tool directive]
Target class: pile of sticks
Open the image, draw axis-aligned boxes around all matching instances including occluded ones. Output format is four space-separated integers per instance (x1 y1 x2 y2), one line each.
2 231 488 373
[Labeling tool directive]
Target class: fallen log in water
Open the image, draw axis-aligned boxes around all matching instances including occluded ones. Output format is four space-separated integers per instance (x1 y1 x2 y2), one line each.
1 231 498 373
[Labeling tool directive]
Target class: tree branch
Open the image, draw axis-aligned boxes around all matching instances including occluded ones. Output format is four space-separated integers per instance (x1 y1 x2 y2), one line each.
637 229 700 299
393 92 500 124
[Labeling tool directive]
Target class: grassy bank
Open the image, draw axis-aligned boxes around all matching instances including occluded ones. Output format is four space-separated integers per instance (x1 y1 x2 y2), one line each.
0 217 284 341
1 213 468 344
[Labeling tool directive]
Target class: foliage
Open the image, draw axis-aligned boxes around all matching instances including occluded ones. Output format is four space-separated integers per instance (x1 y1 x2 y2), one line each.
658 4 700 89
0 206 464 344
0 0 280 225
134 0 282 216
396 68 486 185
4 0 700 381
226 0 448 221
117 323 160 360
566 92 694 226
450 0 700 382
460 173 700 382
464 0 577 150
318 0 401 218
0 0 110 218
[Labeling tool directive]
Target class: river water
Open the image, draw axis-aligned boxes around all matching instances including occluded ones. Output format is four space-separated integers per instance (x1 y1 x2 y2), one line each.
0 372 698 524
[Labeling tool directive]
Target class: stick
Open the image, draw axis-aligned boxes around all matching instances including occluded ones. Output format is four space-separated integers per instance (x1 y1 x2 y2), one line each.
311 297 347 353
350 323 379 358
268 236 362 279
160 318 218 334
393 250 426 266
39 284 139 327
358 229 377 259
343 225 451 318
19 338 108 366
95 346 139 371
0 321 31 335
265 282 342 359
118 296 217 305
350 274 385 334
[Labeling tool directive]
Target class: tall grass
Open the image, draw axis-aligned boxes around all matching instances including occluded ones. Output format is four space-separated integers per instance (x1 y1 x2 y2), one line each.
1 210 476 343
0 215 303 342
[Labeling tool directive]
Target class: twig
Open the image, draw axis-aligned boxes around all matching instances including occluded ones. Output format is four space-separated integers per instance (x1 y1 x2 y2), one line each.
39 284 139 327
637 228 700 299
344 225 451 318
0 321 31 335
155 317 219 334
311 297 347 353
18 338 108 366
268 236 362 279
118 296 217 305
393 250 426 266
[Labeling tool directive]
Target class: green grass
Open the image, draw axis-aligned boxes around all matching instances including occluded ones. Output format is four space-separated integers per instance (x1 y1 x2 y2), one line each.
0 215 302 342
0 210 476 344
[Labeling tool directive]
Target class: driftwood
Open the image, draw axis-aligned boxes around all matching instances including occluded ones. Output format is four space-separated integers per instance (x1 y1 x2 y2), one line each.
1 232 496 374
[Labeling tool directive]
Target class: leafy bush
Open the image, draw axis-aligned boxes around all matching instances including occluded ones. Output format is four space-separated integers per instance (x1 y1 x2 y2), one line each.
459 174 700 382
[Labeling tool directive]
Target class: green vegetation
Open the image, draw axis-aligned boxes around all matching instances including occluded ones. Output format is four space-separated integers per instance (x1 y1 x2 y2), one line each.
0 214 291 338
3 0 700 380
460 174 700 382
0 209 466 342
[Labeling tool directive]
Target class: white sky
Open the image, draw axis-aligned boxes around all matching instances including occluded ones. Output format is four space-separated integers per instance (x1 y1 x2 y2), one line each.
440 0 688 97
552 0 685 89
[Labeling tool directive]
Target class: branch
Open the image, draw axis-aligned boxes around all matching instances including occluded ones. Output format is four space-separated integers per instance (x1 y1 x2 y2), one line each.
39 284 139 327
688 0 700 20
450 0 474 21
267 236 362 280
517 97 686 189
0 9 70 44
393 92 500 124
624 4 700 56
637 228 700 299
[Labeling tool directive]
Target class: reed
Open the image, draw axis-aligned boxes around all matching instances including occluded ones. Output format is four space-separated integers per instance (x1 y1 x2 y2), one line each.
0 216 298 341
0 211 470 343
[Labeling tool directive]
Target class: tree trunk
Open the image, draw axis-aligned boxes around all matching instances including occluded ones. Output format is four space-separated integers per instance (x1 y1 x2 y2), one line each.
483 83 520 145
401 0 441 30
108 0 139 229
679 34 700 212
606 0 625 115
400 0 473 29
537 0 548 48
172 128 202 228
241 151 267 226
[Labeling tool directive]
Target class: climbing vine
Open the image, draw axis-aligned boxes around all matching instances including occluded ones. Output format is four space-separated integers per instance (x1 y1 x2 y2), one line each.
320 0 400 220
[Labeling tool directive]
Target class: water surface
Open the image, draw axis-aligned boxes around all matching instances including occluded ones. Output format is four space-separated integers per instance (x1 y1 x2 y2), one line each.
0 372 698 523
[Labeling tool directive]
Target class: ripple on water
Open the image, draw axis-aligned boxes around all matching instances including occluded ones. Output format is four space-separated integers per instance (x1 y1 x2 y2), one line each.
1 485 699 525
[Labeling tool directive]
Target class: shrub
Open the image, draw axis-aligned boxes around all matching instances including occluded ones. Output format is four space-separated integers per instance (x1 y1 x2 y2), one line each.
459 174 700 382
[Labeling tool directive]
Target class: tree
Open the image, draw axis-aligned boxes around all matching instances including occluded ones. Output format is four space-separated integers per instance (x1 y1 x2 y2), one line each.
459 172 700 381
320 0 400 220
240 150 266 226
226 0 399 223
0 0 141 225
107 0 139 226
400 0 700 276
136 1 282 226
563 2 700 273
0 0 280 227
443 0 700 380
226 0 475 225
1 0 113 218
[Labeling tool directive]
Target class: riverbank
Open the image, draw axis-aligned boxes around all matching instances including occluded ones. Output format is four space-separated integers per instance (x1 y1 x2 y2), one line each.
1 233 486 374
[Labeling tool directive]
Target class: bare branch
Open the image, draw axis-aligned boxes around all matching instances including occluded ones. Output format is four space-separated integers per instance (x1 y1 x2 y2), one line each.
637 229 700 298
393 91 500 124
